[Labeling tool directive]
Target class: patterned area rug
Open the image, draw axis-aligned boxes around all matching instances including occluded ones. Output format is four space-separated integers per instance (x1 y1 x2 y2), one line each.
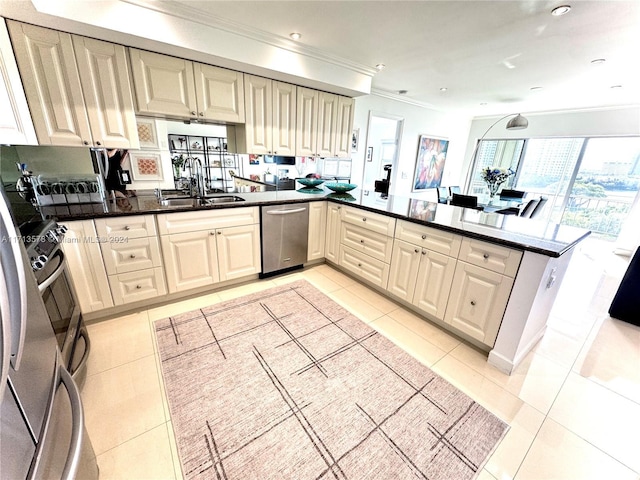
154 280 508 480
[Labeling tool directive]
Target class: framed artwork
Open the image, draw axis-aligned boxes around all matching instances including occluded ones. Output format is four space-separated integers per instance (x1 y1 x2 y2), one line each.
412 135 449 191
129 151 163 181
409 199 437 222
351 129 360 153
366 146 373 162
135 118 159 149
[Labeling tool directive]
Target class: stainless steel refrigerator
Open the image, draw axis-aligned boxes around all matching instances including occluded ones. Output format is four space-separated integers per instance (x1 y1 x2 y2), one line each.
0 182 98 479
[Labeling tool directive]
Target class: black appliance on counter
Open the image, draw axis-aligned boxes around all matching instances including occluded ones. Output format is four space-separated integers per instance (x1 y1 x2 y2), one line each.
264 155 296 165
374 164 392 197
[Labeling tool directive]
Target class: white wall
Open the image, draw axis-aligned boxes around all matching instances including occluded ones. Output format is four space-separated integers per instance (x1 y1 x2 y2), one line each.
352 95 472 199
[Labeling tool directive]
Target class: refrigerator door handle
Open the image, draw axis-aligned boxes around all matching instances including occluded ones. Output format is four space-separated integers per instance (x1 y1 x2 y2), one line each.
58 366 84 480
37 250 66 294
0 260 11 400
0 190 27 370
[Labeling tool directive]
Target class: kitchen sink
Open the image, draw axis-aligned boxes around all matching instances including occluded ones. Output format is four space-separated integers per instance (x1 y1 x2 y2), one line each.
159 195 245 207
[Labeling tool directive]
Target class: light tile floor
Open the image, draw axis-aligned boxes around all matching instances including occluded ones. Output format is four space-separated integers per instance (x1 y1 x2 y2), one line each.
81 237 640 479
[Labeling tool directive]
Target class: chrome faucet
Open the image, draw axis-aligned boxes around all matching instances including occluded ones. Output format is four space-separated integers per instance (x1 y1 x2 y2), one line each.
183 157 205 197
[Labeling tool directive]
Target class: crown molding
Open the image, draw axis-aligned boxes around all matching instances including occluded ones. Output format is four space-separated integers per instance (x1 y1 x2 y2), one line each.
121 0 377 77
369 88 443 112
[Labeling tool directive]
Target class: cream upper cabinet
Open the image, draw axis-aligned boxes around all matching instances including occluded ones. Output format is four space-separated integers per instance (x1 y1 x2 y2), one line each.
129 49 244 123
231 75 296 155
129 49 197 118
8 21 138 148
296 87 354 158
72 36 139 149
0 19 37 145
308 201 327 261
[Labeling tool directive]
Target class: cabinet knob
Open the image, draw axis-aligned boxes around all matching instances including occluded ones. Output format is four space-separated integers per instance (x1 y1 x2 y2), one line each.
130 254 136 259
124 226 130 230
83 140 90 145
421 234 427 239
199 112 204 116
217 231 222 235
191 111 196 116
421 250 426 255
357 263 362 267
470 300 476 306
96 141 102 146
136 285 142 289
483 253 490 259
360 239 364 243
415 249 419 253
210 231 216 235
362 218 367 222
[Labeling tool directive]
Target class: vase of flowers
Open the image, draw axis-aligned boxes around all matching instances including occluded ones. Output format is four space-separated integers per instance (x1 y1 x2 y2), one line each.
480 166 515 199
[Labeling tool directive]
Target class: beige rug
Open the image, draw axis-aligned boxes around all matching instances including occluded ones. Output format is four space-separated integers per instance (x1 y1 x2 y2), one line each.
154 280 508 479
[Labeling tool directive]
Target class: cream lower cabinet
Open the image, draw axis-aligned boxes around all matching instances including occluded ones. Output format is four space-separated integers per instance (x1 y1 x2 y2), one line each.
308 201 327 261
324 203 342 263
387 240 456 320
59 220 114 313
95 215 166 306
443 262 514 346
157 207 260 293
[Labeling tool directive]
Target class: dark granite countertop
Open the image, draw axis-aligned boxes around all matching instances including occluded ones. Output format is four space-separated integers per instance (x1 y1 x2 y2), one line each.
45 186 590 257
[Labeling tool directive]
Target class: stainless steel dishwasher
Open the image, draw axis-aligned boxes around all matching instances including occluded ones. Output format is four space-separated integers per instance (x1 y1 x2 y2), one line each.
260 203 309 276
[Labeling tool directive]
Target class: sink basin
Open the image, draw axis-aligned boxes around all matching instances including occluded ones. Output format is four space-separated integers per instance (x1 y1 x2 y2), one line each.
159 195 245 207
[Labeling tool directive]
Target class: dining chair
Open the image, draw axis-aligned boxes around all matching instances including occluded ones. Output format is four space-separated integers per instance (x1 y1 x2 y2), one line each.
519 198 540 218
450 193 479 209
499 189 525 199
529 196 548 219
437 187 449 203
495 207 520 215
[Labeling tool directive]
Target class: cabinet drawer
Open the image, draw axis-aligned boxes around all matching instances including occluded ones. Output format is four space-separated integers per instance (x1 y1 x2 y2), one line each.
341 222 393 263
109 267 167 306
340 205 396 236
395 219 461 257
458 238 522 277
100 236 162 275
339 244 390 289
157 207 259 235
95 215 156 239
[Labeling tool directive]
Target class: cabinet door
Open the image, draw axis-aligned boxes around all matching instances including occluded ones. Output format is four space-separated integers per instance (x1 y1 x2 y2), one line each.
0 19 37 145
243 74 272 154
295 86 318 157
72 36 139 149
413 249 456 320
59 220 113 312
193 63 245 123
308 201 327 261
316 92 337 158
7 21 92 146
444 261 514 346
387 240 421 302
216 224 261 281
272 81 296 155
161 230 219 293
325 203 342 263
334 96 355 158
129 48 197 118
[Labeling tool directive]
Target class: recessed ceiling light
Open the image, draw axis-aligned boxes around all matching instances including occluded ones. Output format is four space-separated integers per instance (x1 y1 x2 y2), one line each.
289 32 302 40
398 90 408 95
610 85 623 89
591 58 606 65
530 86 543 91
440 87 448 92
551 5 571 16
375 63 386 71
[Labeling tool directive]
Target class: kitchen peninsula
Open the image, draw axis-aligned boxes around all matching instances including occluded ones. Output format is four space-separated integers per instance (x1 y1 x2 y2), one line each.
54 187 590 375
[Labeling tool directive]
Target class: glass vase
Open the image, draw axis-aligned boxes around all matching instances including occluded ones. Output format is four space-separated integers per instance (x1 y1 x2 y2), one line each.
487 181 501 198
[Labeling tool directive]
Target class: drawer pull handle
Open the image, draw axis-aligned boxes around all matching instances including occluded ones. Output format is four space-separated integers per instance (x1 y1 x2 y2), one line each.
136 285 142 289
421 234 427 239
130 254 136 259
124 226 130 231
483 253 489 259
470 300 476 306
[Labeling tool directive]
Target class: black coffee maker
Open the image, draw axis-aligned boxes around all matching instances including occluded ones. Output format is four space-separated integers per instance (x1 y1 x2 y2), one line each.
374 164 392 197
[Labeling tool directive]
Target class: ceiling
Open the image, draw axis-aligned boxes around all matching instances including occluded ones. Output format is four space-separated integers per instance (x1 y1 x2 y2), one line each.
166 0 640 116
